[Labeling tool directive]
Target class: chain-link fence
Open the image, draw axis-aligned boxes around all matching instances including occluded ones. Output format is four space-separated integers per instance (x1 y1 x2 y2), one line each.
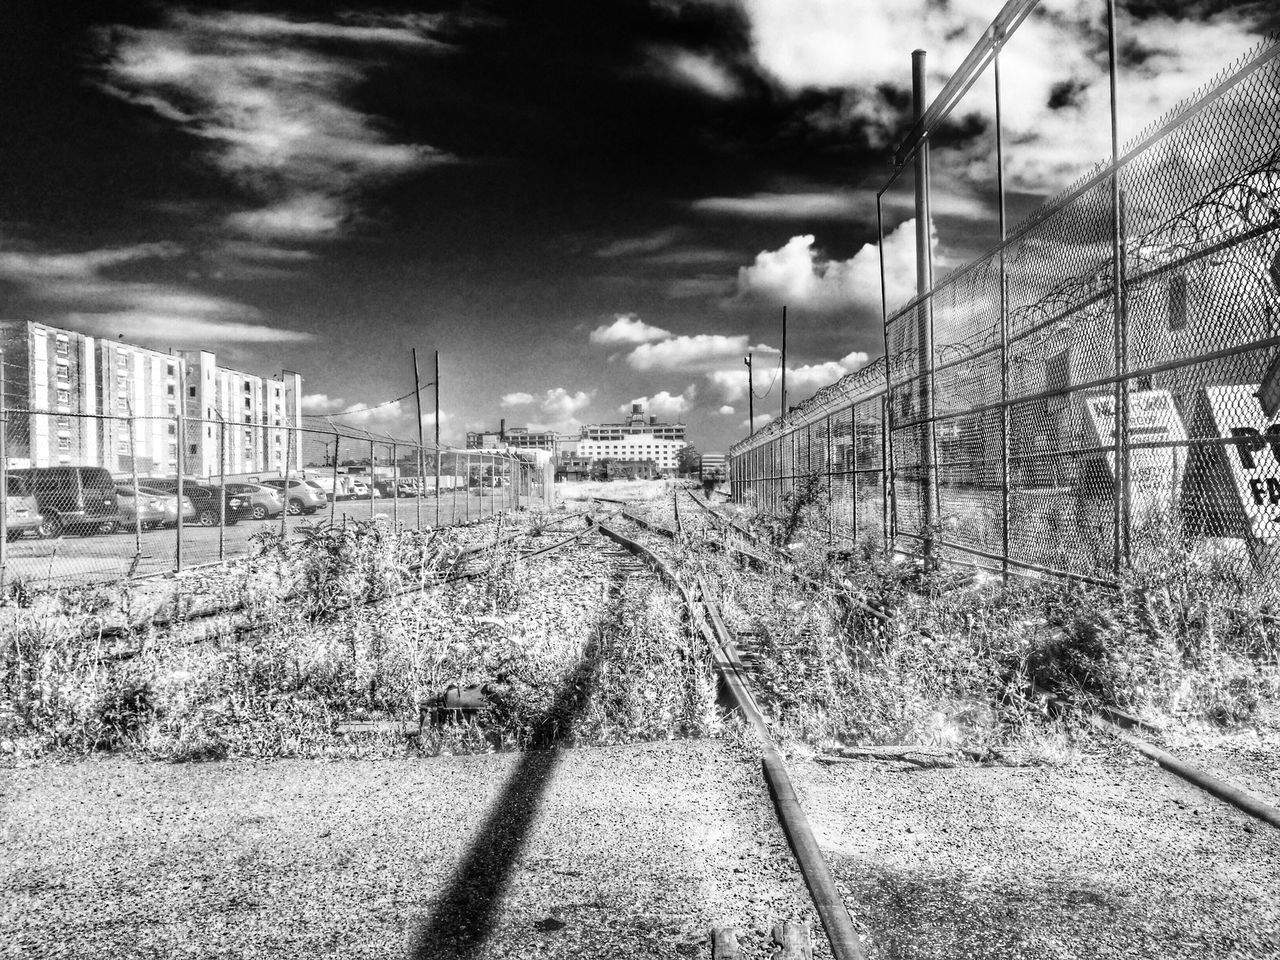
731 22 1280 583
0 410 553 589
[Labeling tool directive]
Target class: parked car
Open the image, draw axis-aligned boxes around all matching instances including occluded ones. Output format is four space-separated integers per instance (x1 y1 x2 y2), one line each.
6 467 118 537
224 482 284 520
143 479 252 526
259 478 327 515
137 486 198 528
346 477 371 499
3 478 44 540
114 485 168 530
396 479 422 498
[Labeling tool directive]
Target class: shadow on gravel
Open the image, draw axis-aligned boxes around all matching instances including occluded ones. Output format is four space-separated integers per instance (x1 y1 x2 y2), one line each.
410 640 601 959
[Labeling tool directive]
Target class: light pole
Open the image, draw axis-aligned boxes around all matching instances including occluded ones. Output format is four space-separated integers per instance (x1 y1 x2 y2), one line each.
744 353 754 436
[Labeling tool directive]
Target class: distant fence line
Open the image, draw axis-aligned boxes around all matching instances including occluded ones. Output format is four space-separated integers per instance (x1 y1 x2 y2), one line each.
730 17 1280 583
0 409 553 589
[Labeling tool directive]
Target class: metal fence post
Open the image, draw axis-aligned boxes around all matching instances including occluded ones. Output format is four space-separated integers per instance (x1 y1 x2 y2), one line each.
175 405 184 573
281 425 293 540
127 405 142 564
390 441 398 529
465 452 472 522
369 438 376 519
1 350 9 595
1106 0 1131 575
995 37 1011 584
912 49 938 562
332 435 343 527
217 415 226 562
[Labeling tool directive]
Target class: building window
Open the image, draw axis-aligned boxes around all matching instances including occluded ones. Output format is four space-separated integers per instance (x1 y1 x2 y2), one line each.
167 384 176 396
244 397 252 409
118 440 130 453
167 363 176 376
56 388 70 404
244 383 252 393
167 424 176 436
56 436 71 452
188 386 197 398
188 444 198 455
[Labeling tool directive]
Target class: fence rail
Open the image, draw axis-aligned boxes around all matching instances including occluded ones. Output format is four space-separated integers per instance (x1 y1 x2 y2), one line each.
730 17 1280 583
0 410 553 590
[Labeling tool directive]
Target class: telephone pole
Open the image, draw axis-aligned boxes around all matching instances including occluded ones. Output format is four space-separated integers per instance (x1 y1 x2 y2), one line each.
780 305 788 417
744 352 754 435
434 350 441 526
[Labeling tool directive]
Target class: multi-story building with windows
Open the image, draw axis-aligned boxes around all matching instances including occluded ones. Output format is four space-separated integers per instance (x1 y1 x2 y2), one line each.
0 320 302 475
180 350 303 477
0 320 100 469
581 403 686 443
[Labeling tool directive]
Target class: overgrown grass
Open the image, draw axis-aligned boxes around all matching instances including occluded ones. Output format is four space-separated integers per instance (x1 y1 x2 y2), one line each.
719 501 1280 753
0 513 722 761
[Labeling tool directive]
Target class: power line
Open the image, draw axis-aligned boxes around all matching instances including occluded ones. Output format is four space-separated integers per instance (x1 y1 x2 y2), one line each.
752 356 782 400
313 381 436 421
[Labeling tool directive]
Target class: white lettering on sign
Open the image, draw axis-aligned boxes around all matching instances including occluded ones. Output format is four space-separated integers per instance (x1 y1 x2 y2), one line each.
1207 384 1280 541
1083 389 1188 511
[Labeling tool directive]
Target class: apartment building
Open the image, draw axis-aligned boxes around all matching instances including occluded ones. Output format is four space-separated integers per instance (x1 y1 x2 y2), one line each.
181 350 303 477
98 338 182 476
0 320 303 475
0 320 100 468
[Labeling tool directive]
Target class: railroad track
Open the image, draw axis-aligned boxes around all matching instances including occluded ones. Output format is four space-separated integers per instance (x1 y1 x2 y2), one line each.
673 490 1280 833
588 512 867 960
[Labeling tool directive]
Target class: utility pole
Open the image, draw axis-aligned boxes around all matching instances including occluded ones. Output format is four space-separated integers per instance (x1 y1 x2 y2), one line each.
744 352 754 435
412 348 425 530
780 305 788 417
434 350 441 525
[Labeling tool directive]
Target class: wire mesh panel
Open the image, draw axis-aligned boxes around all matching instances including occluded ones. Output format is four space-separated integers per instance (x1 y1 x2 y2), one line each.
0 403 536 591
729 31 1280 583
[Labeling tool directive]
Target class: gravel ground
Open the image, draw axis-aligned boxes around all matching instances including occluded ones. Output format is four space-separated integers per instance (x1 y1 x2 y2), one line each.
788 747 1280 959
1 740 828 959
1153 725 1280 808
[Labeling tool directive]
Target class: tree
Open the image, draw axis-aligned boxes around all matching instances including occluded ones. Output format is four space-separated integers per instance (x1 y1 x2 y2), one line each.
677 443 700 476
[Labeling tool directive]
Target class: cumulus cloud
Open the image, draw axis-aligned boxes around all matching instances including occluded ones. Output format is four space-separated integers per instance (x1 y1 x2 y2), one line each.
733 0 1267 192
96 10 449 242
692 191 862 219
501 392 534 407
718 405 735 415
623 387 696 421
743 413 774 429
541 387 592 420
733 221 918 314
708 349 867 404
589 314 673 345
67 312 314 344
302 393 451 433
625 333 769 373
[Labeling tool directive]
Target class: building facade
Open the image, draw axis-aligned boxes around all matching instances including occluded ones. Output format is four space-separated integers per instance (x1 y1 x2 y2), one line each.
1 320 302 476
181 351 303 477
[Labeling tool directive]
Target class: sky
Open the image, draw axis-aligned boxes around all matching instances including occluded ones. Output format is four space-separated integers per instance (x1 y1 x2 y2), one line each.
1 0 1275 452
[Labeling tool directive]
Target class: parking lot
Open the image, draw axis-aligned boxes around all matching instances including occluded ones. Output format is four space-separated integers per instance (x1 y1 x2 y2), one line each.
2 490 518 587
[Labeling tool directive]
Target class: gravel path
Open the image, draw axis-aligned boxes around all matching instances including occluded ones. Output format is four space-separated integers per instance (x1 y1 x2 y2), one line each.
2 741 827 959
789 748 1280 959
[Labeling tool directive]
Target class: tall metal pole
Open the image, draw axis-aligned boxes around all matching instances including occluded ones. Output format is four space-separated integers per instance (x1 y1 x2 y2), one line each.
745 353 754 435
281 425 293 540
434 350 441 527
412 348 425 531
329 432 339 524
1107 0 1131 574
878 196 898 551
1 351 10 594
175 367 185 574
912 48 937 563
217 412 226 562
780 306 788 417
995 36 1011 584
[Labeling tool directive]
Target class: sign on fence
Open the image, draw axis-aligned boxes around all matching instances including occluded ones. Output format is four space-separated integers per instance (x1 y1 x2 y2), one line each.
1083 390 1188 512
1207 384 1280 541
